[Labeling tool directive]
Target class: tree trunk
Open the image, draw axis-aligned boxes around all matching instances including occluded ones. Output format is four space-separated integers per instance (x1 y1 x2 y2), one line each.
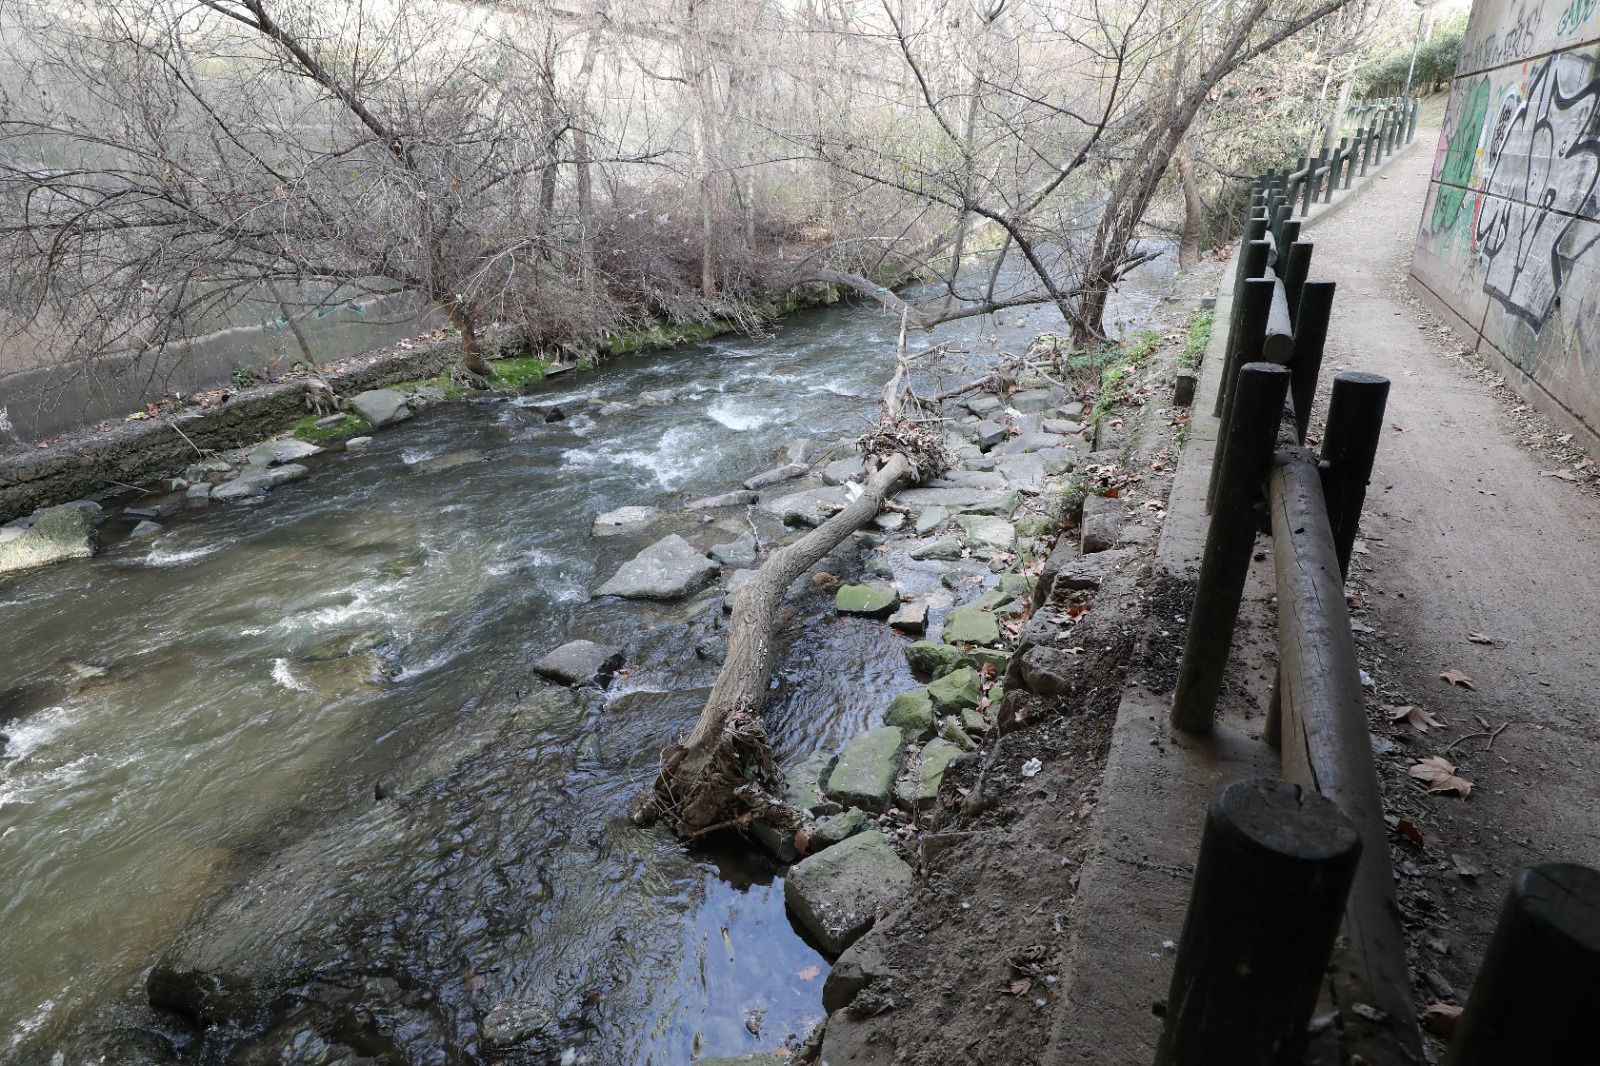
1323 78 1352 156
451 307 492 379
638 451 913 835
1177 153 1205 269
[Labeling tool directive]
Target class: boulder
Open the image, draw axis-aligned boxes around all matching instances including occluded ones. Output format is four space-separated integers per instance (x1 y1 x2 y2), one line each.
955 515 1015 552
248 439 322 467
942 605 1000 645
349 389 412 428
533 640 625 687
595 534 719 600
685 489 758 510
835 584 899 617
898 739 965 810
909 537 962 561
744 463 807 490
783 831 912 954
883 689 934 737
927 667 981 713
1081 493 1123 554
710 531 759 567
824 727 906 812
591 505 660 537
0 505 96 574
1018 645 1079 697
822 456 866 485
904 640 967 679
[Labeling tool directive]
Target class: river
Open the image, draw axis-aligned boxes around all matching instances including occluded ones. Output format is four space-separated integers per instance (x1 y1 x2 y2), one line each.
0 271 1170 1063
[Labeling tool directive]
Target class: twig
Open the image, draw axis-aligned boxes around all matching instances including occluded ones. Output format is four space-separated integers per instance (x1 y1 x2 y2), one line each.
1443 722 1510 754
165 419 204 457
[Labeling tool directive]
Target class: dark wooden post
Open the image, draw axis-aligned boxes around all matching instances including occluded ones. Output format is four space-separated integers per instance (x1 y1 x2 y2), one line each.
1360 126 1374 175
1288 280 1336 444
1300 155 1316 215
1209 274 1273 498
1319 371 1389 579
1281 241 1313 327
1154 778 1362 1066
1218 242 1270 418
1173 363 1290 732
1445 863 1600 1066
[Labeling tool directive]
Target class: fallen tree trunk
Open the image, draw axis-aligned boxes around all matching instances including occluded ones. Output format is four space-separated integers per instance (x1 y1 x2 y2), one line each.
634 451 914 836
637 320 952 838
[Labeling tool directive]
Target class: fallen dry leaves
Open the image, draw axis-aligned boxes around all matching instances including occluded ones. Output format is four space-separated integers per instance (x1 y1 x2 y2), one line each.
1410 756 1473 798
1388 705 1443 733
1422 1002 1463 1037
797 964 821 982
1439 669 1476 690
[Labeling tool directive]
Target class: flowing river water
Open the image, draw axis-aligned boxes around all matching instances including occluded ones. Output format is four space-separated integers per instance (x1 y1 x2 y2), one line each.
0 274 1169 1063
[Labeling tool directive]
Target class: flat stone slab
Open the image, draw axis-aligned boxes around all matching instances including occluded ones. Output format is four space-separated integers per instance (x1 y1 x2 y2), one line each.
784 751 839 813
930 470 1008 490
825 727 906 812
349 389 412 428
533 640 624 687
965 394 1002 417
592 505 660 537
823 456 867 485
249 439 322 466
994 453 1046 492
762 486 849 527
784 830 913 954
710 531 759 567
905 640 968 678
895 487 1017 517
956 515 1015 551
973 419 1009 450
595 534 719 600
744 463 807 490
996 431 1067 455
910 537 963 561
888 599 928 634
943 605 1001 645
914 506 950 534
212 463 309 501
1008 388 1057 413
685 490 758 510
835 583 899 617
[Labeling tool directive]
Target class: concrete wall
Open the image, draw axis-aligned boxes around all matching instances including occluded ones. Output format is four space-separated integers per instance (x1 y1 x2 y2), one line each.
1412 0 1600 443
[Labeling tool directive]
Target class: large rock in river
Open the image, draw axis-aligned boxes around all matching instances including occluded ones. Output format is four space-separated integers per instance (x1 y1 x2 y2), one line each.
533 639 624 686
595 533 719 600
825 727 906 812
0 505 96 574
784 831 912 955
349 389 413 428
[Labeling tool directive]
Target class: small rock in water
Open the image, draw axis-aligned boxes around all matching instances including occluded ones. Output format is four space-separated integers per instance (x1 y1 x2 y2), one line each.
128 519 163 539
744 463 807 490
591 505 660 537
825 727 907 812
345 436 374 450
710 531 759 568
942 605 1000 645
910 537 963 561
410 449 485 475
835 583 899 617
0 506 96 574
927 666 982 713
810 807 868 849
685 489 758 510
888 599 928 634
914 506 950 535
636 388 677 407
534 640 625 687
883 688 935 736
596 401 635 417
249 439 322 467
822 456 866 485
904 640 968 679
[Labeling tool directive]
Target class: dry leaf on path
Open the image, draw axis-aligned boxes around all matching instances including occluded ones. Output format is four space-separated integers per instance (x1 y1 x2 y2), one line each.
1388 705 1443 732
1410 756 1473 797
1540 469 1578 482
1467 633 1494 645
1395 818 1425 849
1439 670 1476 690
1422 1002 1462 1037
797 964 821 982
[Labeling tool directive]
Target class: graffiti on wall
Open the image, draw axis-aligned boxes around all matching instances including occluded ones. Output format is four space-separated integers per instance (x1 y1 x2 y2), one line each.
1430 78 1492 245
1474 51 1600 330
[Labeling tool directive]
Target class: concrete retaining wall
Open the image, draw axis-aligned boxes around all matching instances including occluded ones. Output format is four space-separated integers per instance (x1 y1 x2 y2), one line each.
0 339 466 522
1412 0 1600 444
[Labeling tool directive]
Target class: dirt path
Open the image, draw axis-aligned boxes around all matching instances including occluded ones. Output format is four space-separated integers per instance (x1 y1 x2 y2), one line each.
1310 129 1600 1042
